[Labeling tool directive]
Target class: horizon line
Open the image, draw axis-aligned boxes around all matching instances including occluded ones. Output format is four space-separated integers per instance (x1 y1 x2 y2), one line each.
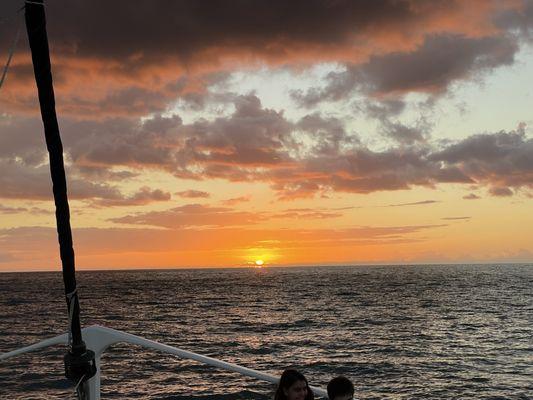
1 261 532 274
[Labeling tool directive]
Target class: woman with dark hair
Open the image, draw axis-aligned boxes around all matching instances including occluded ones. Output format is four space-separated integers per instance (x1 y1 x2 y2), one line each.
274 369 314 400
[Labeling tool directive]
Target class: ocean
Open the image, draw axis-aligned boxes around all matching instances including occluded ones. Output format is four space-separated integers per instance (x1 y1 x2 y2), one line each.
0 264 532 399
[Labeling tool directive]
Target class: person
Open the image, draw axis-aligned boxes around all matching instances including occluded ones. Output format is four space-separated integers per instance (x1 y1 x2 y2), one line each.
274 369 315 400
326 376 354 400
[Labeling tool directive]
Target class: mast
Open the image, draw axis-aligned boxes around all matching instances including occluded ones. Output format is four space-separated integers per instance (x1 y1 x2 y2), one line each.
24 1 95 397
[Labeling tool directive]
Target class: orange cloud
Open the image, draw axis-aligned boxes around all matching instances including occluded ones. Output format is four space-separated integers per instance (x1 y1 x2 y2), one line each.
110 204 266 228
176 190 211 199
220 195 252 206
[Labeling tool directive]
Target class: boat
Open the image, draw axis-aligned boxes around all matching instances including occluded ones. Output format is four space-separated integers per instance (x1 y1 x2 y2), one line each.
0 2 329 399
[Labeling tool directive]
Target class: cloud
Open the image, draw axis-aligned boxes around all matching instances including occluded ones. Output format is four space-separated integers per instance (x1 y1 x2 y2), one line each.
0 204 52 215
3 96 532 201
359 34 517 96
0 159 122 200
429 129 533 195
176 190 211 199
386 200 439 207
0 205 28 214
379 120 428 145
0 1 526 116
494 0 533 40
220 195 251 206
61 116 183 170
0 116 48 165
295 113 360 155
442 216 471 220
109 203 265 228
489 187 514 197
354 99 432 145
94 187 171 207
75 166 139 181
463 193 481 200
271 208 343 219
292 33 519 106
2 0 515 60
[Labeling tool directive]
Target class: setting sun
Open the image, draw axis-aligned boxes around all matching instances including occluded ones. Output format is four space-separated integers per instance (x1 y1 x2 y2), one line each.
255 260 264 267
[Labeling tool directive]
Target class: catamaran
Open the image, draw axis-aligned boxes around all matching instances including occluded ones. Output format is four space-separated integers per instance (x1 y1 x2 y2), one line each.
0 2 329 399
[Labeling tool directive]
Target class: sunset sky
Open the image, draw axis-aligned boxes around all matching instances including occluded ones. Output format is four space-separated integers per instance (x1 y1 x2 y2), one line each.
1 0 532 271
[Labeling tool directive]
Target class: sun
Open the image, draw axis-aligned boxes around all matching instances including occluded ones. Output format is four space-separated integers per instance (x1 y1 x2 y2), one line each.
254 259 264 267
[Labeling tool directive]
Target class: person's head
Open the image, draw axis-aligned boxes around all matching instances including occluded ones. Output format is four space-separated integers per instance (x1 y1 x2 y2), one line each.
327 376 354 400
274 369 314 400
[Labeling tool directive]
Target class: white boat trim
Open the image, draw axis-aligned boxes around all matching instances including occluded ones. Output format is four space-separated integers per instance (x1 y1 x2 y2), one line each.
1 324 329 399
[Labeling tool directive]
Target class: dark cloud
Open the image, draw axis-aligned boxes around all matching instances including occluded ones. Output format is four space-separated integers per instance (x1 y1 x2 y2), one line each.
186 95 292 167
430 130 533 194
292 33 520 106
365 100 406 119
489 187 514 197
355 99 430 145
61 115 182 169
359 34 517 95
58 96 290 176
494 0 533 41
379 120 428 145
0 116 47 166
1 1 526 116
295 113 359 155
2 0 513 60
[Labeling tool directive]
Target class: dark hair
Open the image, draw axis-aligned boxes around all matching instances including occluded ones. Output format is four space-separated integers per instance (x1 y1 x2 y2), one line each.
274 369 314 400
327 376 354 399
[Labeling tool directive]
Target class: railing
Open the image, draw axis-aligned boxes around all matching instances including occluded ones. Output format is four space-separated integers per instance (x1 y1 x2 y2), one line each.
1 325 329 399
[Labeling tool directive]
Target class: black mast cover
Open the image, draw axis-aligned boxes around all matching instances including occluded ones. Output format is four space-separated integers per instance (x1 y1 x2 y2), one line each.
24 0 96 394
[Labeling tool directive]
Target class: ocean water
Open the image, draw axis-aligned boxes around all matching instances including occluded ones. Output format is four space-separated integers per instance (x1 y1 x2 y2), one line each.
0 264 532 399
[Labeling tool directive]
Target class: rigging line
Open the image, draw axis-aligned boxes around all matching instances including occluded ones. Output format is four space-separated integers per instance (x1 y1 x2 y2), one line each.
0 11 23 91
0 5 24 25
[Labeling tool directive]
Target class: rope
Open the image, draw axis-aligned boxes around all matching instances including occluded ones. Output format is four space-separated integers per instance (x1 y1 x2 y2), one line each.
0 11 23 91
75 373 88 400
66 288 78 346
0 2 46 91
75 373 86 391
